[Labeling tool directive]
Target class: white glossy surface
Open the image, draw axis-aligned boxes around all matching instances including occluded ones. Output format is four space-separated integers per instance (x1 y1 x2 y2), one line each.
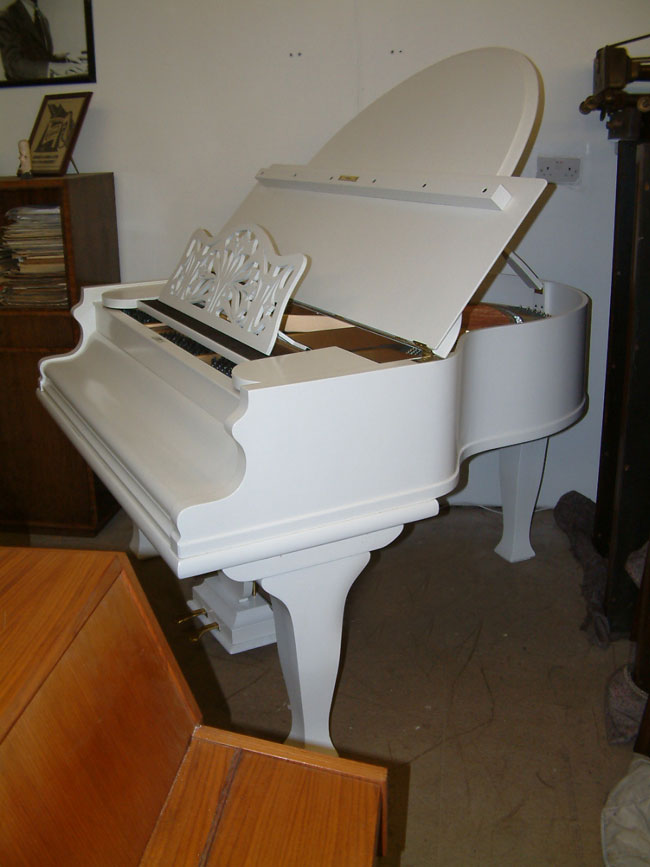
310 47 540 177
39 272 588 579
228 48 543 357
37 249 589 759
36 48 589 752
160 224 307 356
40 322 450 576
257 165 517 211
225 526 404 753
191 574 276 654
226 174 545 356
495 439 548 562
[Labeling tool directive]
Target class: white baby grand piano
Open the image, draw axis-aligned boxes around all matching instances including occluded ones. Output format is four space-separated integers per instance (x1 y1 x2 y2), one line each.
38 48 588 753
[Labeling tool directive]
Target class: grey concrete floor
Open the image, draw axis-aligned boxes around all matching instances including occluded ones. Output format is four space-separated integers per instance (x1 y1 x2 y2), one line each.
3 504 634 865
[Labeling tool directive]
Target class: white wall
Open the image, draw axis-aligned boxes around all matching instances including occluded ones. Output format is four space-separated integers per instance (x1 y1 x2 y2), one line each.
1 0 648 506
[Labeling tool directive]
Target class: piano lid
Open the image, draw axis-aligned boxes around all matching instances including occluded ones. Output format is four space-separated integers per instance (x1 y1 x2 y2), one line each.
310 47 541 178
224 48 546 357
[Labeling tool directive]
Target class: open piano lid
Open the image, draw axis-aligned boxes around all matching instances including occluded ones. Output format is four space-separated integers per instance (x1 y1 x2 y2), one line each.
224 47 546 358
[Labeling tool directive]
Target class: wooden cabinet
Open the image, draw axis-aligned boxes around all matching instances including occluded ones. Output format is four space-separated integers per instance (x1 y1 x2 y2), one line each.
0 547 387 866
0 173 120 533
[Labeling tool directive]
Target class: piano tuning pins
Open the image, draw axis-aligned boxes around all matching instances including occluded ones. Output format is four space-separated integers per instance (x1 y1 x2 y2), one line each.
176 607 206 624
190 622 220 642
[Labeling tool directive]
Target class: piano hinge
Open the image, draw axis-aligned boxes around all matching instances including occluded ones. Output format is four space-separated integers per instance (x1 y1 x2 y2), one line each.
411 341 436 362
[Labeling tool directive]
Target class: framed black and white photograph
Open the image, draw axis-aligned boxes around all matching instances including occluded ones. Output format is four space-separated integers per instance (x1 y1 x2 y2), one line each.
28 90 91 173
0 0 95 87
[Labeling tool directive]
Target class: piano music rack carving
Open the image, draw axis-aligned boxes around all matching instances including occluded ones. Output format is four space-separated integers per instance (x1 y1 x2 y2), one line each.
160 224 308 356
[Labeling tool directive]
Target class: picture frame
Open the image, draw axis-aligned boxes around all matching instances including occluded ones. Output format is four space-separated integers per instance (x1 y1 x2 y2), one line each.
28 91 92 175
0 0 95 88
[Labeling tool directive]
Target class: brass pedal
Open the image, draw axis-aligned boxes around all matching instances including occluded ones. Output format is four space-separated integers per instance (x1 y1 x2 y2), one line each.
190 622 220 642
176 608 206 624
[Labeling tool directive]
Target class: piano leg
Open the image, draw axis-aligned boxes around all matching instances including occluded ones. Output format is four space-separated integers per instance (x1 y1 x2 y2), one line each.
495 437 548 562
222 525 403 754
129 525 159 560
260 554 369 754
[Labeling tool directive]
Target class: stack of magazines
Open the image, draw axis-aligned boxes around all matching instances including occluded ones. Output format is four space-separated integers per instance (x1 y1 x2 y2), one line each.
0 206 68 308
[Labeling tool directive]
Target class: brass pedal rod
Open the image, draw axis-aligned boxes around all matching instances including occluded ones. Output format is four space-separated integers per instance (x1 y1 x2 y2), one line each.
190 622 220 642
176 607 206 624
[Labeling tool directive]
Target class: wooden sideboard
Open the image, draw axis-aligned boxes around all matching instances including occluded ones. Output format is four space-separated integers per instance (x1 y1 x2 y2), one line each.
0 547 387 865
0 174 120 534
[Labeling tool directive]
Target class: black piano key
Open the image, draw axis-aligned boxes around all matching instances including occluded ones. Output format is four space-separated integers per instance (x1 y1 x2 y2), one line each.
210 357 236 377
123 308 159 325
121 307 237 378
160 330 212 356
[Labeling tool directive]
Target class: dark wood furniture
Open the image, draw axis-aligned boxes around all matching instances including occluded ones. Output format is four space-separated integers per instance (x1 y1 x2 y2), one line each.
580 47 650 634
593 141 650 634
0 174 120 534
633 541 650 756
0 547 387 865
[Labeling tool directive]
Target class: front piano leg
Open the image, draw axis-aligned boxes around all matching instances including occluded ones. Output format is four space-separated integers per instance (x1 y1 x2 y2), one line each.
495 437 548 562
222 525 403 754
259 553 369 754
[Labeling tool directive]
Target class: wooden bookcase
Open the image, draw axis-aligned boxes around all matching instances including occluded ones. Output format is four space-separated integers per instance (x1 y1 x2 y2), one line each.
0 173 120 534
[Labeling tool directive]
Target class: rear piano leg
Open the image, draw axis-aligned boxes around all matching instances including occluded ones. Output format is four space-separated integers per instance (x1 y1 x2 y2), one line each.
129 525 159 560
495 437 548 562
223 525 403 754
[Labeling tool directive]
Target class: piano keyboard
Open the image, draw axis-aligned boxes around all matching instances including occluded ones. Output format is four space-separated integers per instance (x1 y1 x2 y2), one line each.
121 300 544 377
123 307 238 377
121 301 433 374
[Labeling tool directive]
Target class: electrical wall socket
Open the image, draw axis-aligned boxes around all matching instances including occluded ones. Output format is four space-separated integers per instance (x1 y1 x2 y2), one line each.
536 157 581 184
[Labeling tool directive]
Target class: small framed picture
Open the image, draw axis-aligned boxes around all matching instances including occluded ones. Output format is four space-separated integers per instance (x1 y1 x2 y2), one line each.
28 91 92 175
